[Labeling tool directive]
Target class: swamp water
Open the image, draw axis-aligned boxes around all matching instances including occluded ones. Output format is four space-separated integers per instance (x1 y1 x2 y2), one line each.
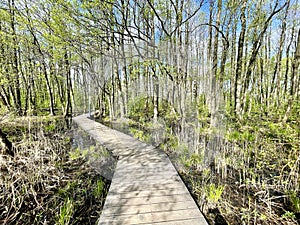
71 122 117 181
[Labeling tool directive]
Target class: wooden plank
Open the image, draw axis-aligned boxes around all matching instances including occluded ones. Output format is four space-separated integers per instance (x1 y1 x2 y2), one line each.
108 188 188 199
100 201 198 216
108 181 187 193
112 172 178 181
98 219 207 225
113 168 176 176
111 177 180 186
105 193 193 206
150 218 208 225
98 218 208 225
98 208 204 224
116 162 173 170
109 176 184 188
73 114 207 225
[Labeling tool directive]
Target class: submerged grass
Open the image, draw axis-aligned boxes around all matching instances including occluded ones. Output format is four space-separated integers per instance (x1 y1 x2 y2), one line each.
0 115 110 224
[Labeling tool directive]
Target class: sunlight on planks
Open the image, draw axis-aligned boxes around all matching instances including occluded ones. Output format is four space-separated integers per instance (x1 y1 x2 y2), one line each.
73 114 208 225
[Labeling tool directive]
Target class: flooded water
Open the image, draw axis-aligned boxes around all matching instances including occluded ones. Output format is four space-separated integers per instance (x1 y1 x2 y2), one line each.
71 123 117 181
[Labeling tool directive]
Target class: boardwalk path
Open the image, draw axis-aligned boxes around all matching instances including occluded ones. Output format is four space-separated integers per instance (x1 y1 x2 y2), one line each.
73 114 208 225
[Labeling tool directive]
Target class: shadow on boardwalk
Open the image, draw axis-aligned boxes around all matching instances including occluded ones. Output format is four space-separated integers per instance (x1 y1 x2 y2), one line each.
73 114 208 225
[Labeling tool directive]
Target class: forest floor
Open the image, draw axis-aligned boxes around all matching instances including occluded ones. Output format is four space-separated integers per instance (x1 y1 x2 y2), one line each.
1 113 299 225
0 114 114 225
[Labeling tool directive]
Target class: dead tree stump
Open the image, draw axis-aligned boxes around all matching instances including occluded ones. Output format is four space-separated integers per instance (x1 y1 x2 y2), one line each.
0 128 14 157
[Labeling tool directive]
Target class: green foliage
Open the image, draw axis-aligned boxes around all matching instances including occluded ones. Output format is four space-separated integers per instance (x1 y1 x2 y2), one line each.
69 148 82 160
197 95 210 118
128 96 178 126
160 100 179 121
282 211 296 220
181 153 203 170
57 198 74 225
93 179 105 198
180 154 192 168
128 96 153 123
205 183 225 203
129 127 151 143
264 121 297 144
130 127 144 139
45 122 56 132
241 130 255 142
226 127 256 143
226 130 240 142
58 181 78 199
158 130 179 152
190 154 203 165
289 191 300 213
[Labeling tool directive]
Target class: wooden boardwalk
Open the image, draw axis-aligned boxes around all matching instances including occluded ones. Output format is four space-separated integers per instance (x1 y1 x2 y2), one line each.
73 114 208 225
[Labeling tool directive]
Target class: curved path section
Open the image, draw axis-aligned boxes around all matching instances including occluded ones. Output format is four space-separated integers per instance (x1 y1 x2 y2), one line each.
73 114 208 225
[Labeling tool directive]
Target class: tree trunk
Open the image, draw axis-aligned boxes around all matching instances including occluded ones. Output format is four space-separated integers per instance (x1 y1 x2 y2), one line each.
210 0 222 128
28 25 56 115
271 2 288 107
207 0 213 62
230 17 237 112
234 0 246 118
9 0 22 115
284 28 300 121
63 50 72 118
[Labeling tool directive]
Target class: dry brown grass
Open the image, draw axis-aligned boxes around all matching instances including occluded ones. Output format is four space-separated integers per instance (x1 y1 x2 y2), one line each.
0 116 109 224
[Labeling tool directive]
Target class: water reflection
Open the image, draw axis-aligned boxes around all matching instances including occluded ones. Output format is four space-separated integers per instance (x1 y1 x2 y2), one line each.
72 123 117 181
